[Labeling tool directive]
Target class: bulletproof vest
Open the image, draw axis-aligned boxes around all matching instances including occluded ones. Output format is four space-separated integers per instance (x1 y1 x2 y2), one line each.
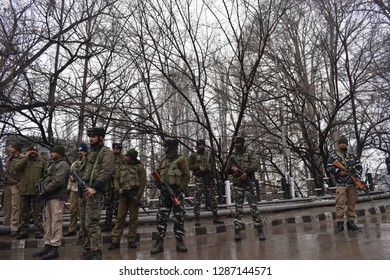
118 163 141 189
160 155 184 186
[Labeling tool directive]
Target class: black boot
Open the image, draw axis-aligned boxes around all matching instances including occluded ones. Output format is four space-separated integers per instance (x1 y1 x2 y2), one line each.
213 215 224 224
234 229 241 241
346 221 362 231
92 250 102 260
108 242 120 250
176 239 188 252
334 222 344 233
42 246 59 260
150 238 164 254
195 218 201 226
32 245 52 257
81 250 93 260
257 228 266 240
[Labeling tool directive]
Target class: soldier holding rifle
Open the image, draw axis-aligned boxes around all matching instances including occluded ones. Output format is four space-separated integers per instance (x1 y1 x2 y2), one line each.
32 145 70 260
150 138 190 254
226 135 266 242
327 135 363 233
79 127 115 260
188 139 223 226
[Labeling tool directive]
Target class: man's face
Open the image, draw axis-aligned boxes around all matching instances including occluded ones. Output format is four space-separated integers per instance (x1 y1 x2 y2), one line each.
9 147 17 154
113 147 121 156
197 144 205 151
234 141 243 149
27 149 38 157
78 149 86 159
51 152 61 159
88 135 100 146
338 143 348 151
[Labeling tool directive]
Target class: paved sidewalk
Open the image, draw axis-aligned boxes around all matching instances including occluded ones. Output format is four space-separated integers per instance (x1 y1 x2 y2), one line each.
1 194 389 250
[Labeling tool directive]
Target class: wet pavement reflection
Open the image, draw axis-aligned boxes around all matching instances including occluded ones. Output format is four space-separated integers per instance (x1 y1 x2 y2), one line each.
1 212 389 260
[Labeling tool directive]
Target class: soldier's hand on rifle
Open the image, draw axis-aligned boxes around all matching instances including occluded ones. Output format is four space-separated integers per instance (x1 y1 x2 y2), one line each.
339 171 348 176
232 166 240 173
132 195 140 205
239 172 248 181
199 165 206 172
86 187 96 197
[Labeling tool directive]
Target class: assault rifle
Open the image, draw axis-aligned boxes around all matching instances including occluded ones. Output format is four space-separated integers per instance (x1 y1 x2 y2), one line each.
230 157 258 199
36 179 46 220
70 171 97 202
122 188 150 215
332 160 375 205
36 179 46 207
151 171 180 206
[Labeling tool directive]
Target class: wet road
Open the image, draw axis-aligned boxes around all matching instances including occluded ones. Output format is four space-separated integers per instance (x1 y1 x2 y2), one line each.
1 212 389 260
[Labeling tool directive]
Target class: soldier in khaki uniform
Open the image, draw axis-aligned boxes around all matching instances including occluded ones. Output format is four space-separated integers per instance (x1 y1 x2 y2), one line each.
15 144 47 239
79 127 115 260
32 145 70 260
63 143 88 237
3 142 23 237
327 135 363 233
108 148 146 250
226 136 265 241
150 138 190 254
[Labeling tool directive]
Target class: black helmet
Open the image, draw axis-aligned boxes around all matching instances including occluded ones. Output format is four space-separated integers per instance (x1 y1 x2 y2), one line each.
233 135 245 144
163 138 179 148
87 127 106 136
112 143 122 149
196 139 206 147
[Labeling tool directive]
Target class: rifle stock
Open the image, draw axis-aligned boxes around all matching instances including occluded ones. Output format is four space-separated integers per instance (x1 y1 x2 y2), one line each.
70 171 97 202
122 189 150 215
151 171 180 206
230 157 258 200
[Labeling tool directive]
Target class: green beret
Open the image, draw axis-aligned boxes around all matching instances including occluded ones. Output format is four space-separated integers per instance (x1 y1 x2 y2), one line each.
11 142 23 152
338 135 348 144
27 144 38 151
125 148 138 160
52 145 66 156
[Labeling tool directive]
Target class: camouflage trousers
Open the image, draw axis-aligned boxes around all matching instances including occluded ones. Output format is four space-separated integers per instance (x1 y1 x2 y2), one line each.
193 177 219 219
19 194 44 235
233 185 263 230
83 191 103 252
155 190 186 241
103 187 118 226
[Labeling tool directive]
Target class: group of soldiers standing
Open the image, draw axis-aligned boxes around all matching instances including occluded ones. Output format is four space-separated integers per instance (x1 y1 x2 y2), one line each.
2 128 267 260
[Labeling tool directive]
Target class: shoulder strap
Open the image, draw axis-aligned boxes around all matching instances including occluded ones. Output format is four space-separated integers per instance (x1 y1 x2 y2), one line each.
89 147 105 185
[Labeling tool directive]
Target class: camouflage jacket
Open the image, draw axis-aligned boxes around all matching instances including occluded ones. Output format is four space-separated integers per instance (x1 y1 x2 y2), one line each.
4 152 23 185
327 149 362 186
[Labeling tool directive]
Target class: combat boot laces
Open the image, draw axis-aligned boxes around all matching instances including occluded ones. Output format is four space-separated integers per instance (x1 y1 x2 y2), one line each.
346 221 362 231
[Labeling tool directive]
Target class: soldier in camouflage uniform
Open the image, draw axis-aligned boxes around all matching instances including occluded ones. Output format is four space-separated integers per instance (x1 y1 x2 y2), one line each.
79 127 115 260
150 138 190 254
14 144 47 239
226 136 265 241
32 145 70 260
3 142 23 237
188 139 223 226
102 142 124 232
108 148 146 250
327 135 363 233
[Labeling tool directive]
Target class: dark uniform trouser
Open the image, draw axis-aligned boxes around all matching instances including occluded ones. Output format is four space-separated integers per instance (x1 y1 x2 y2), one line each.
19 194 44 235
335 185 358 222
83 192 103 252
193 177 218 219
111 193 140 243
156 191 186 241
233 185 263 230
